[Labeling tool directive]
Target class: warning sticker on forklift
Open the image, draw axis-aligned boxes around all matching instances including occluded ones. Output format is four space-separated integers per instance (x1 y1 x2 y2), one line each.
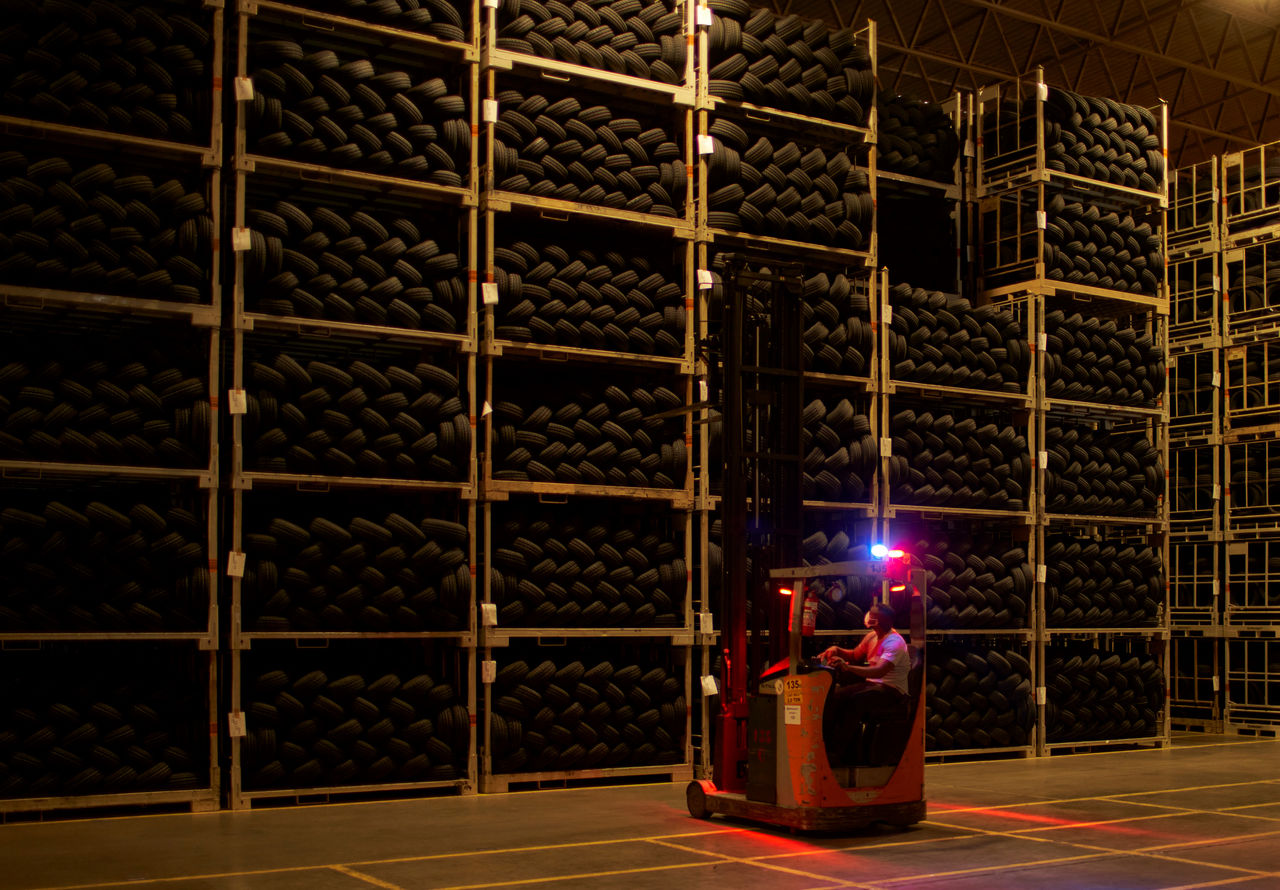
782 677 804 704
784 705 801 725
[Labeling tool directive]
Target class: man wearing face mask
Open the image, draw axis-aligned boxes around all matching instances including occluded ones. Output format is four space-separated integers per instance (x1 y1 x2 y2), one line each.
817 602 910 767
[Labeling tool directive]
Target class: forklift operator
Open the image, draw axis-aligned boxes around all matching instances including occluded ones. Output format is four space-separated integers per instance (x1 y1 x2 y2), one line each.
818 602 910 766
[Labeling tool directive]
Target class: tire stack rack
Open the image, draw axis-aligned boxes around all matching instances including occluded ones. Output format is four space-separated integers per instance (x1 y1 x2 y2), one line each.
224 0 482 807
1165 159 1225 733
0 0 223 815
976 69 1172 755
690 0 886 775
1220 139 1280 738
476 0 698 792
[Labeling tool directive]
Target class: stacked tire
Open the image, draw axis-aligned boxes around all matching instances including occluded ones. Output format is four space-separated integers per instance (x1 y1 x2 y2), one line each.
491 237 685 356
1228 249 1276 316
244 350 468 480
799 528 873 630
0 150 213 302
0 328 209 466
707 259 871 375
888 409 1030 510
1045 309 1164 405
302 0 467 42
243 509 469 632
801 397 874 502
705 1 873 125
1040 198 1164 295
878 94 960 182
244 198 465 333
1228 442 1276 514
1044 535 1162 628
0 647 207 798
801 269 871 374
496 0 685 83
246 38 469 185
888 283 1028 392
490 508 685 627
1045 645 1163 742
244 664 468 788
0 0 212 142
912 531 1030 629
492 91 685 216
926 643 1034 751
489 381 686 489
1040 89 1164 192
0 496 205 632
1044 423 1162 516
489 655 685 773
1226 345 1274 414
704 119 871 247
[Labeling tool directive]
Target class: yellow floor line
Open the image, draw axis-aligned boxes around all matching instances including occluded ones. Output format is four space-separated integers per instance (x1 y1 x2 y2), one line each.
329 865 408 890
1160 874 1280 890
1135 826 1280 853
647 837 873 889
872 850 1116 884
425 859 724 890
928 777 1280 815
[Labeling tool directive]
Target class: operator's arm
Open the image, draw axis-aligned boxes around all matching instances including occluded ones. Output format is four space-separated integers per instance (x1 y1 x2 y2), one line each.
840 658 892 680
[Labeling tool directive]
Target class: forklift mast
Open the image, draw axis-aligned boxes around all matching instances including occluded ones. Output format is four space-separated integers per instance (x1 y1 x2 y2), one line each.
713 254 807 793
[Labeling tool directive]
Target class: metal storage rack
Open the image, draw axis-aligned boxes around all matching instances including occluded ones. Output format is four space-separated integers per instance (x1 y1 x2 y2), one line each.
224 0 482 805
476 4 699 789
0 0 225 811
1224 630 1280 733
974 70 1173 755
228 638 475 808
1223 140 1280 248
1169 630 1223 732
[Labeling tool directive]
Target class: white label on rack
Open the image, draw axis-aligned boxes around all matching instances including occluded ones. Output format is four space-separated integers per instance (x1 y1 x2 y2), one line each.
1214 273 1221 291
699 611 713 634
234 77 254 101
1037 564 1047 583
964 137 975 158
1036 210 1047 229
1213 370 1221 387
481 603 498 626
880 437 893 455
1213 579 1220 598
784 704 801 725
481 660 497 684
1038 332 1047 350
696 4 712 26
1036 82 1048 102
482 99 498 123
481 281 499 305
701 674 719 696
883 305 893 324
226 551 246 578
228 389 247 415
699 379 708 402
1039 450 1048 468
228 712 247 738
483 0 499 7
1213 675 1220 692
697 134 715 155
481 400 493 418
697 269 714 289
1036 686 1046 705
1214 483 1221 500
231 227 252 251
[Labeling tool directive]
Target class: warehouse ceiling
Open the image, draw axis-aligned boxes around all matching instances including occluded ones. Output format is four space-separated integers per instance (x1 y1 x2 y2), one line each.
771 0 1280 169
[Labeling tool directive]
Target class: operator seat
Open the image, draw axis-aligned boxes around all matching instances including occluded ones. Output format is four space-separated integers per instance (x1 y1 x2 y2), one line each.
861 646 924 766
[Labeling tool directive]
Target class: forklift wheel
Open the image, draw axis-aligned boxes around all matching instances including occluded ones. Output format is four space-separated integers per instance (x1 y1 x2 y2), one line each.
685 780 711 819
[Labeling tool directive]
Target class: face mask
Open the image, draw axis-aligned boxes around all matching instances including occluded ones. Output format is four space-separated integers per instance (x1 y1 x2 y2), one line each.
864 611 875 628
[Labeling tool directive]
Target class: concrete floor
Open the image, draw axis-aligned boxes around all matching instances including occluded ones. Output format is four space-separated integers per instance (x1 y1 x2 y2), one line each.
2 733 1278 890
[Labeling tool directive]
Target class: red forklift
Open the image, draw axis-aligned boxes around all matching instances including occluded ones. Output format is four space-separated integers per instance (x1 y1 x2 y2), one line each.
687 256 927 831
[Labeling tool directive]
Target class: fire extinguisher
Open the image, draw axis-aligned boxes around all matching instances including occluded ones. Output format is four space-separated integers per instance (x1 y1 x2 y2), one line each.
801 585 818 636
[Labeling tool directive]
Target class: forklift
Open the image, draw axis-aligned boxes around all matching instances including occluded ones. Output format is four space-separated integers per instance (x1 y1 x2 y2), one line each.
687 256 927 831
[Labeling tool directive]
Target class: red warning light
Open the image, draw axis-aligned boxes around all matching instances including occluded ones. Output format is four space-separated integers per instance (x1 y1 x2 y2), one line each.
888 549 905 559
779 587 793 597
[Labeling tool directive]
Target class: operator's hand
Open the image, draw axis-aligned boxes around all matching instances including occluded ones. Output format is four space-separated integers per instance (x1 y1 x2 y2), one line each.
827 656 847 673
819 645 842 664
